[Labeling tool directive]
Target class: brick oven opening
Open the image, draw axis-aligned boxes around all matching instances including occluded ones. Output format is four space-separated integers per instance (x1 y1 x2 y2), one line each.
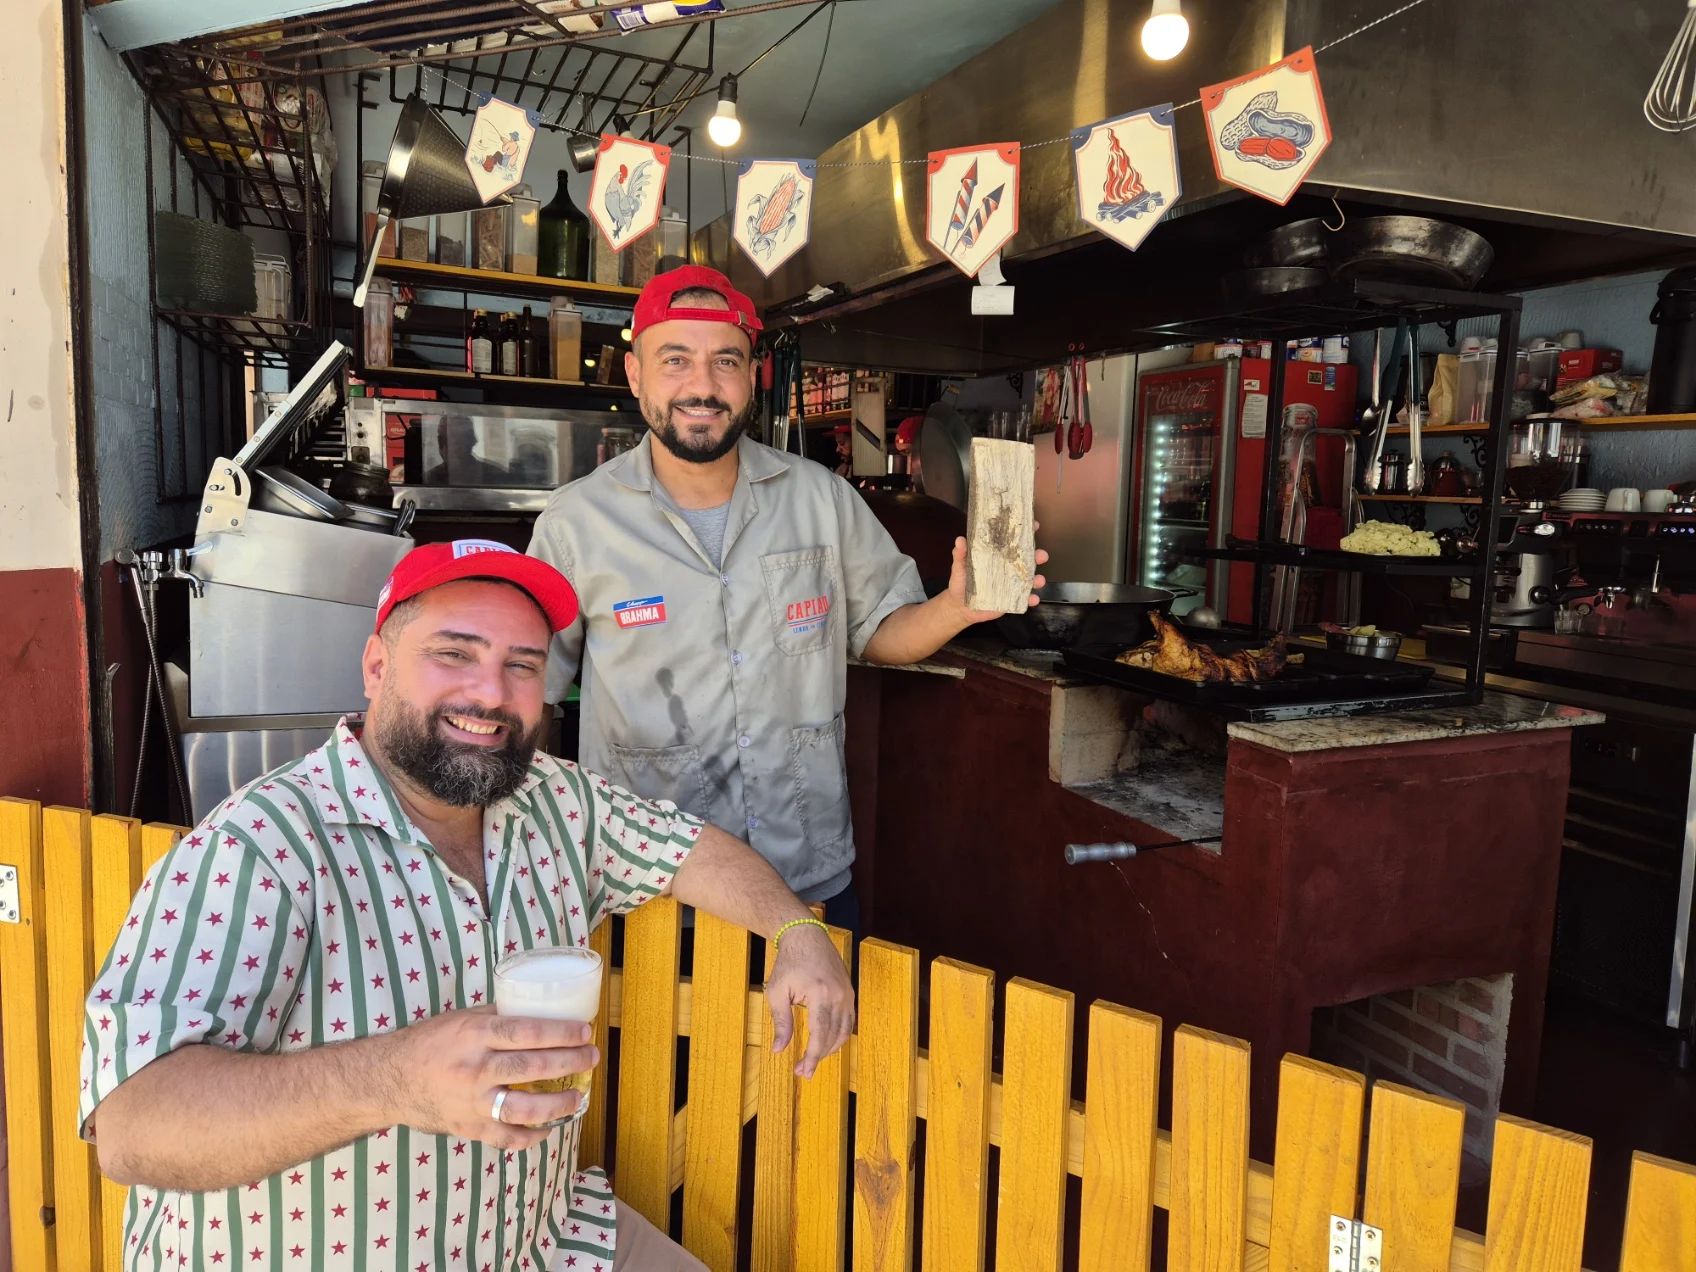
1309 974 1514 1178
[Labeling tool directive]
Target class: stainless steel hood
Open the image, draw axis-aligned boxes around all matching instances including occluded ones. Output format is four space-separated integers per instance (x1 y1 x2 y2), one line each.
694 0 1696 373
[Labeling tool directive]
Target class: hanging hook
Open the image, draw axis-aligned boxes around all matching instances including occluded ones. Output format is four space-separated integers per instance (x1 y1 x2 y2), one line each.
1322 197 1346 232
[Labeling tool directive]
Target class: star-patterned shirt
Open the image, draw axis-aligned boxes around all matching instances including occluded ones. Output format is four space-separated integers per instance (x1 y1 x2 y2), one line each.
81 719 702 1272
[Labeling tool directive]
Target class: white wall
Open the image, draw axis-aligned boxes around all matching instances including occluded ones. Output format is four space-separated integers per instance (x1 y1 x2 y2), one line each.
0 0 80 574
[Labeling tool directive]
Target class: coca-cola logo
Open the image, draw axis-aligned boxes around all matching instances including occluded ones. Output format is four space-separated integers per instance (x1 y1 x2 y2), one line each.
1148 380 1216 413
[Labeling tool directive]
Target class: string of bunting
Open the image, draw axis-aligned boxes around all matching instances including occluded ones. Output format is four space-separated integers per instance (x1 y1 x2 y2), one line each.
443 0 1427 280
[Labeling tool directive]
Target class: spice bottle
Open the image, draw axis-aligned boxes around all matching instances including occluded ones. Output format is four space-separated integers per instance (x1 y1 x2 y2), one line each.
499 311 521 377
468 309 494 375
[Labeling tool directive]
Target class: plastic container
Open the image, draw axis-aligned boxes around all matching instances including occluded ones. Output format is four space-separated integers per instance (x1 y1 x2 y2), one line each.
507 185 539 275
549 297 582 381
656 204 688 273
436 211 468 267
363 279 393 369
252 253 290 329
362 161 397 259
473 205 507 271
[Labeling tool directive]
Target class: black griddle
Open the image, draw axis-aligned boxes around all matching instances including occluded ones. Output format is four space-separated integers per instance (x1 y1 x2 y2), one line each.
1063 636 1446 722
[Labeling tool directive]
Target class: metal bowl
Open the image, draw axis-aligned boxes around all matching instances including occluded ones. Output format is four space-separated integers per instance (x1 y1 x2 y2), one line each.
1326 630 1403 661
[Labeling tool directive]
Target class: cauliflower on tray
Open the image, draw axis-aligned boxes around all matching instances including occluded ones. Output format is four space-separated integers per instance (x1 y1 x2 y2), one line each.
1339 520 1441 557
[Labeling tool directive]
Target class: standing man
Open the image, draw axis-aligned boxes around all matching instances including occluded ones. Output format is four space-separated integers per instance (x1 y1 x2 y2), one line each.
528 267 1044 931
81 541 853 1271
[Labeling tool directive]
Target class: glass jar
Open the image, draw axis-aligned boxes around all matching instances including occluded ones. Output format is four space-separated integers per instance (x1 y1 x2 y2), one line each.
507 185 539 275
549 298 582 381
362 279 393 369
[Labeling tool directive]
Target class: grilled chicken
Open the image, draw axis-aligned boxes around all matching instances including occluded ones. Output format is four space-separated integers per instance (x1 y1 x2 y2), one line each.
1116 613 1289 684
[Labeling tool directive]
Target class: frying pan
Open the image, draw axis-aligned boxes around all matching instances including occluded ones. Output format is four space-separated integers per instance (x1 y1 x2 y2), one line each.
354 95 511 307
995 582 1184 650
1243 217 1330 269
919 404 973 512
1327 216 1494 290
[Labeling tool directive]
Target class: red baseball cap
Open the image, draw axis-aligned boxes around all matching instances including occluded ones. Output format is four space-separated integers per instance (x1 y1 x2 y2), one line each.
631 264 763 343
375 540 579 634
830 423 852 436
896 415 925 446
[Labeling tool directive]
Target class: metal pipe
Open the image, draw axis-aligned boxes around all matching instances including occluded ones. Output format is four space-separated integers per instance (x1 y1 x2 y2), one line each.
1063 836 1221 864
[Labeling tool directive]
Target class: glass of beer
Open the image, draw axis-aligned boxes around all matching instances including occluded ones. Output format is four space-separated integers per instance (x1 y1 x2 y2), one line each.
493 946 603 1128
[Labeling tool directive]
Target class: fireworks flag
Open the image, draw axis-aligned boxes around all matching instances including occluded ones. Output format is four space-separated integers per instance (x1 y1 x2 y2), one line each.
731 158 816 276
926 143 1019 279
1071 103 1180 252
1203 47 1331 206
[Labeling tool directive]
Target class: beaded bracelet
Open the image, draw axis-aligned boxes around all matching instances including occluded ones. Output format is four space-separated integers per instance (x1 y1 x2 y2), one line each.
772 916 830 951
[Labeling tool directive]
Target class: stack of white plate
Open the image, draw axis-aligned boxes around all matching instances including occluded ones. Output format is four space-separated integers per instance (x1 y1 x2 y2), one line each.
1558 487 1605 510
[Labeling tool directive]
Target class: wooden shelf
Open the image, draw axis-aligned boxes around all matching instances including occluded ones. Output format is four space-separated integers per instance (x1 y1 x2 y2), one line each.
374 258 640 305
360 364 631 394
1357 494 1483 504
1574 413 1696 431
1386 422 1490 435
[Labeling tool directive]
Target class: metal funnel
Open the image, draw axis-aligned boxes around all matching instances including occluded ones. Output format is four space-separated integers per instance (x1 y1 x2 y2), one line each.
355 95 511 307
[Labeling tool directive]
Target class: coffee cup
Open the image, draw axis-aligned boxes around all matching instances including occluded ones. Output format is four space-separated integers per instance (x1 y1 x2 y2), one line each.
1644 489 1676 514
1605 488 1641 512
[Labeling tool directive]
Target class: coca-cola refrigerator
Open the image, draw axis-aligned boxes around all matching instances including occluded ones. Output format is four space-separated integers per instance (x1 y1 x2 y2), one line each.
1129 357 1359 623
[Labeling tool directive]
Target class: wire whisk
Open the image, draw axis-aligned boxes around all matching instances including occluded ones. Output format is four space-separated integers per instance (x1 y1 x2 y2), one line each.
1646 0 1696 132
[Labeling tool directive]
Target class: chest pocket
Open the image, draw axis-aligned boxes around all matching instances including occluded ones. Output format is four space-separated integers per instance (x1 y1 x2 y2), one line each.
760 547 837 656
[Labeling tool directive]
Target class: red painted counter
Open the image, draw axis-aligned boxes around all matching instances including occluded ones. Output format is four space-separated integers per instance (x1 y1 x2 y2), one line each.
845 650 1600 1157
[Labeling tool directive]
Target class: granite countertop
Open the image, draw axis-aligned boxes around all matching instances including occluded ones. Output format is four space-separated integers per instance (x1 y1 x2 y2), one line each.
1067 745 1226 846
1227 691 1605 754
939 637 1090 686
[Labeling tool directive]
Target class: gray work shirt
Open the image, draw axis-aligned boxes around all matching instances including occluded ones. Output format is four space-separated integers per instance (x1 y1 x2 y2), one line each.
527 434 926 900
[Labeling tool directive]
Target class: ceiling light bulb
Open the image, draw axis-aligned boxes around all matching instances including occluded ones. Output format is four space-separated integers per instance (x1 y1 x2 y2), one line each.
707 76 741 148
1141 0 1189 60
620 326 633 342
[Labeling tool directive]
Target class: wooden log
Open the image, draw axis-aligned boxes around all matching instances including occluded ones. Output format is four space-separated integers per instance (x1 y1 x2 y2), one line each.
964 438 1035 615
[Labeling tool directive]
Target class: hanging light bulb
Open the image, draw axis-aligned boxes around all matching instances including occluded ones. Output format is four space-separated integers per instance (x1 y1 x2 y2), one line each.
706 76 741 148
1141 0 1189 60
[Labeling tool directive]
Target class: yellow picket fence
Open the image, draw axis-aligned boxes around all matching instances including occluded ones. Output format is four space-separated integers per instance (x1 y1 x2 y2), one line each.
4 796 1696 1272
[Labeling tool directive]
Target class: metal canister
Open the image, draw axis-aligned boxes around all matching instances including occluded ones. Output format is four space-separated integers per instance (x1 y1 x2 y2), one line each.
1379 451 1406 494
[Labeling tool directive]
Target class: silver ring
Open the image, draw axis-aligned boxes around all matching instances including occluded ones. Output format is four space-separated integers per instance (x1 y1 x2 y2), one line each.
490 1088 510 1123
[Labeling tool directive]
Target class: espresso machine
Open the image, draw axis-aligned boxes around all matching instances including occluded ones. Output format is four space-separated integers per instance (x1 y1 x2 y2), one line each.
1492 509 1576 627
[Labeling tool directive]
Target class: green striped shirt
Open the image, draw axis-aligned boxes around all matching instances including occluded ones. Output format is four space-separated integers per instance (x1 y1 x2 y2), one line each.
81 719 701 1272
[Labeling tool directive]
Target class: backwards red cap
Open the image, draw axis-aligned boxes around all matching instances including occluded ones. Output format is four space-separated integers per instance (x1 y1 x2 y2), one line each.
631 264 763 343
375 540 579 634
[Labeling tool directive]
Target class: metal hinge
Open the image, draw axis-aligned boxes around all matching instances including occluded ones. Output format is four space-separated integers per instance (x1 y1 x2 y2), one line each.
1328 1216 1382 1272
0 865 19 923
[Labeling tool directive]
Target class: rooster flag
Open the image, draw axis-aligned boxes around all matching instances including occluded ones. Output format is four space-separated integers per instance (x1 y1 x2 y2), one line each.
926 143 1019 279
732 158 816 277
1070 104 1180 252
588 133 671 250
1202 47 1331 206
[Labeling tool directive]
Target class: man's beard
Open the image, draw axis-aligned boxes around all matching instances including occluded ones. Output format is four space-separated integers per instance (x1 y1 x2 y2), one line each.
643 393 755 464
373 698 540 807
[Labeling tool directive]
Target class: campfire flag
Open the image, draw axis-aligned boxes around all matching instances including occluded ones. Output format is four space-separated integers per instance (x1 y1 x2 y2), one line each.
1070 104 1180 253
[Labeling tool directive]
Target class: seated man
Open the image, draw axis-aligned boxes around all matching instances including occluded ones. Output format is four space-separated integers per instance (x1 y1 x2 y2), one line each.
81 539 854 1272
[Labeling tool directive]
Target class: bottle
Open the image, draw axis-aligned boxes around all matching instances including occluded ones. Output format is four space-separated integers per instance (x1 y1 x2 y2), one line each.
499 311 521 377
538 169 591 281
468 309 493 375
519 305 537 378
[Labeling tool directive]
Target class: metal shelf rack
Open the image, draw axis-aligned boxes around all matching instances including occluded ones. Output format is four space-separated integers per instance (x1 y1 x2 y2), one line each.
1162 278 1524 709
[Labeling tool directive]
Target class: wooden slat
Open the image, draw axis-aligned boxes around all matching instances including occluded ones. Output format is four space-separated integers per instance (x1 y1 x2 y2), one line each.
91 815 143 1272
996 979 1075 1272
964 437 1036 614
138 822 183 878
1618 1150 1696 1272
793 925 853 1272
1079 1002 1160 1272
1168 1025 1251 1272
682 912 752 1272
853 939 919 1272
0 798 56 1272
753 935 798 1272
578 918 615 1170
1363 1081 1465 1272
1268 1056 1365 1272
614 897 681 1229
44 806 100 1272
1482 1114 1590 1272
920 958 994 1272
